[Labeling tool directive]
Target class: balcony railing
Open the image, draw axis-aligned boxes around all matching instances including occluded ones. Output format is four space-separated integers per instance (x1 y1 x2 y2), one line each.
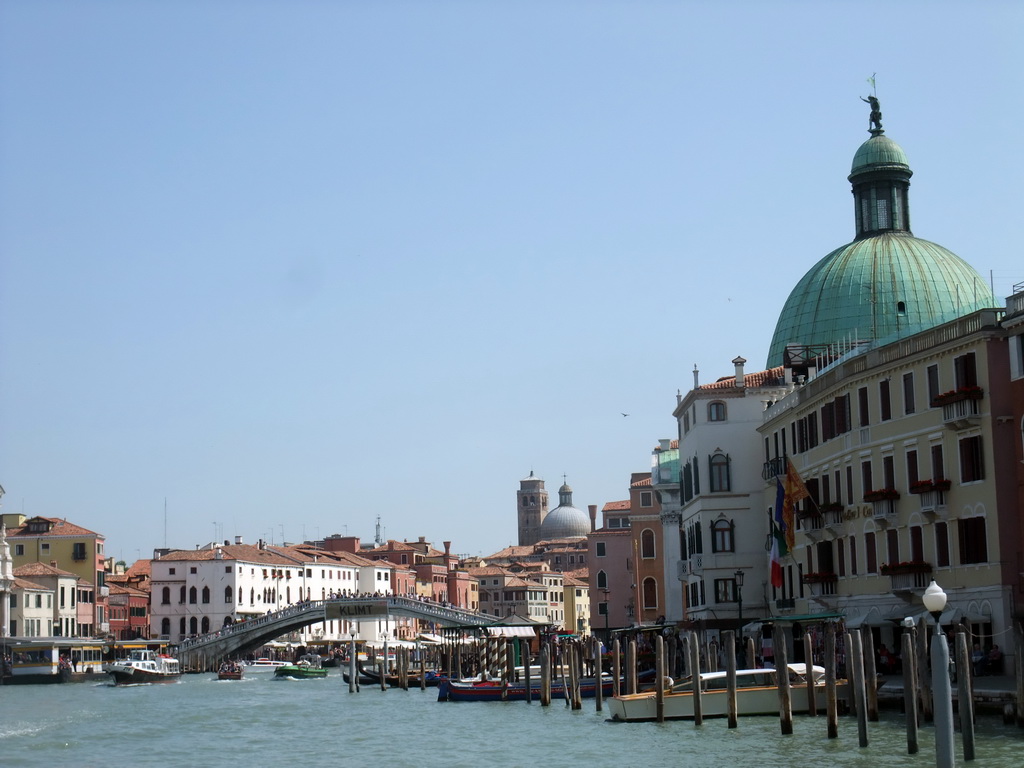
941 397 981 430
762 456 788 481
889 570 931 592
918 489 948 516
871 498 898 520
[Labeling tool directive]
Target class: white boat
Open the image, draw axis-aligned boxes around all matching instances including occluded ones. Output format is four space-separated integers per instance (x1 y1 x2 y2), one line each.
105 649 181 685
608 663 847 722
244 658 289 670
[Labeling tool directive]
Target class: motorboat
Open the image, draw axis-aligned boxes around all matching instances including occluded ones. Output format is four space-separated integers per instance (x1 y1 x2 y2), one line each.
244 658 288 671
217 661 244 680
608 663 846 722
105 649 181 685
274 654 328 680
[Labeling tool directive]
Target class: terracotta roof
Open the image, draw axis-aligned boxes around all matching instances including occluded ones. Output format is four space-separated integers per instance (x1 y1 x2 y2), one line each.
14 562 77 578
699 366 785 390
108 583 148 597
13 577 48 591
482 545 534 560
126 559 152 578
563 574 588 587
562 567 589 582
8 516 100 538
602 500 631 511
467 566 511 577
631 477 652 487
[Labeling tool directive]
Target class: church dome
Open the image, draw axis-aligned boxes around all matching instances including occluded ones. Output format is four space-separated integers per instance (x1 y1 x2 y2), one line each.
766 107 995 367
538 481 590 539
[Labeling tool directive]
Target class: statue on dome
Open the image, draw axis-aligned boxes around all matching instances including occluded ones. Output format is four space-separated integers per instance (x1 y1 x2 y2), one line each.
861 95 883 132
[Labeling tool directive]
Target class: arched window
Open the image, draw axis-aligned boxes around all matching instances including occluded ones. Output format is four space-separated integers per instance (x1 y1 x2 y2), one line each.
596 570 608 589
711 519 735 553
201 616 210 634
224 587 233 603
897 301 907 314
179 617 186 636
693 455 700 494
179 586 186 604
710 452 731 492
708 401 727 422
223 616 233 626
641 529 656 559
189 616 198 635
250 588 255 604
161 586 171 605
201 586 210 604
161 617 171 637
189 587 197 604
683 463 693 502
642 577 658 609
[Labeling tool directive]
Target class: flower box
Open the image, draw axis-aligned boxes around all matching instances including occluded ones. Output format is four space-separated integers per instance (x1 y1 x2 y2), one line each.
931 386 984 407
864 488 900 502
910 479 952 495
880 561 932 576
818 502 844 514
802 572 838 584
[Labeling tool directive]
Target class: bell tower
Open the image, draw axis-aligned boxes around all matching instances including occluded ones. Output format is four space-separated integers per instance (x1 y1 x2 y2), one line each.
517 471 548 546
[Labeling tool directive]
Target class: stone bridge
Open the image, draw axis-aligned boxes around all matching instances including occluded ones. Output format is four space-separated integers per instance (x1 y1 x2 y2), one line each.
174 596 492 669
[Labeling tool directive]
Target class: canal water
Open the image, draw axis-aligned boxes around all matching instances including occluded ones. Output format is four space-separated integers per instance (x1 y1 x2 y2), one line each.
2 670 1022 767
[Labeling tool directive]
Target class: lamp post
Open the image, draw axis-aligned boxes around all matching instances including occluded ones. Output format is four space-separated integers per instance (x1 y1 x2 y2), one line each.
734 570 745 624
601 589 611 644
923 580 954 768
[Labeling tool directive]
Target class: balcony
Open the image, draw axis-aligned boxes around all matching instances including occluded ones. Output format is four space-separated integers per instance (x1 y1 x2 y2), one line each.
882 562 932 594
819 504 846 528
870 498 898 522
762 456 788 481
802 572 838 596
933 387 983 430
776 598 795 613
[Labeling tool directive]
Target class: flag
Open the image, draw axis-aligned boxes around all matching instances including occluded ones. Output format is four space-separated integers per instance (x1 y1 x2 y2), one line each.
782 459 809 551
770 478 787 588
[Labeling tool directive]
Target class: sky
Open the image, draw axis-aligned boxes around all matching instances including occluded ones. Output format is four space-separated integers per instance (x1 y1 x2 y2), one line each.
1 1 1022 565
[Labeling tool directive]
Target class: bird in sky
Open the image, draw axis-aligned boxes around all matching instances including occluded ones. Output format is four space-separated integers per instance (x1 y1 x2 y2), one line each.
621 413 630 417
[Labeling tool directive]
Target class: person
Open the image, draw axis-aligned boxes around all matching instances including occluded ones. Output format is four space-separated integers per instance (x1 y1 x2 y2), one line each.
877 644 893 674
986 644 1003 675
971 643 985 676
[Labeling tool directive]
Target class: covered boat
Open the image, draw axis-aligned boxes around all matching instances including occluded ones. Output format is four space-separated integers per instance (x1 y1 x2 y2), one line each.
105 649 181 685
608 663 847 721
438 674 614 702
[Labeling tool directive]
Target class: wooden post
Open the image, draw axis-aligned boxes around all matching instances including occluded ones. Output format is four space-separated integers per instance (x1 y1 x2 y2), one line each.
613 638 621 698
502 640 513 702
849 631 868 748
1015 620 1024 728
863 628 878 722
348 637 358 693
456 641 463 681
902 628 919 754
627 638 638 695
774 625 793 735
420 644 426 691
803 632 817 717
571 643 582 710
917 617 933 722
522 638 532 704
689 631 703 726
747 636 757 670
655 634 665 723
378 660 387 692
540 642 552 707
825 622 838 739
593 636 603 712
956 630 975 761
725 630 738 729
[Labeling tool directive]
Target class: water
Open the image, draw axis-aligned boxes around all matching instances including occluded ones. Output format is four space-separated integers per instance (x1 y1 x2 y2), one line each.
2 671 1023 768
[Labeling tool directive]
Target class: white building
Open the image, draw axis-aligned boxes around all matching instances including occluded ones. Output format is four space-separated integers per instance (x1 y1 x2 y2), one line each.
149 539 396 644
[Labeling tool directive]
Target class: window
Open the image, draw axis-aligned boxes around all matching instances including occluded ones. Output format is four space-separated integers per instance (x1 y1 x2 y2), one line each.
879 379 892 421
903 372 915 415
954 352 978 389
179 586 186 604
596 542 606 557
849 536 857 575
910 526 924 562
959 436 984 482
596 570 608 589
935 522 950 567
714 578 737 603
640 529 656 558
14 544 24 556
883 455 895 489
708 402 727 422
906 449 919 487
189 587 197 604
201 587 210 604
865 532 877 573
886 528 899 564
190 567 197 574
861 461 873 499
931 443 946 481
927 364 940 405
224 587 233 603
161 617 171 637
639 491 653 508
709 453 731 492
642 578 658 609
72 542 87 561
958 517 988 564
711 519 735 553
161 587 170 605
858 387 869 427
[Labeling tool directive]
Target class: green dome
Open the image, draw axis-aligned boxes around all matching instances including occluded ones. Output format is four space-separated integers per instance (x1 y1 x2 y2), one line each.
850 134 910 177
767 233 995 366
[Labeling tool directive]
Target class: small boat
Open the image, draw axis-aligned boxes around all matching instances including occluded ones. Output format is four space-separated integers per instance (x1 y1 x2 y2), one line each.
352 661 442 688
106 649 181 685
438 674 613 702
608 663 848 722
244 658 288 671
274 655 328 680
217 661 244 680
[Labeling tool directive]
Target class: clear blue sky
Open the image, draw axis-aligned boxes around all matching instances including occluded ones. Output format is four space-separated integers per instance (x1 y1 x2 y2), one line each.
2 2 1021 564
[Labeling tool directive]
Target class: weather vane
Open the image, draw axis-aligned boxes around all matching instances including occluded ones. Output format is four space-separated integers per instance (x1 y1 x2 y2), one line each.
860 74 882 134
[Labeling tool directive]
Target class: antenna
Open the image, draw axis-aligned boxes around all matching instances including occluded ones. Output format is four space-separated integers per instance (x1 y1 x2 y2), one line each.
163 498 167 549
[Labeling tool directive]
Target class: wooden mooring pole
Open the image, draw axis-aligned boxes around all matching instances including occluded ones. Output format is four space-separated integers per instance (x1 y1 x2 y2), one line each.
863 627 878 722
825 622 838 739
902 628 919 754
803 632 817 717
612 638 621 698
689 631 703 726
956 630 976 761
849 630 868 748
725 630 738 729
593 636 603 712
655 634 665 723
774 624 793 735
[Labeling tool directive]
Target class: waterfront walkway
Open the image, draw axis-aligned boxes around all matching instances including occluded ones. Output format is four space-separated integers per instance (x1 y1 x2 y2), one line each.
877 673 1017 714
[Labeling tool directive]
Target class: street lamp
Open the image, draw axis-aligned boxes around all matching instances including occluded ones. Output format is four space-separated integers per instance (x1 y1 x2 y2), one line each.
922 580 954 768
601 589 611 644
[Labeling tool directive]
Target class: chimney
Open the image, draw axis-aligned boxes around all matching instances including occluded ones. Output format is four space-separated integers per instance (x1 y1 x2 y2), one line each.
50 560 58 568
235 535 243 545
693 364 699 389
732 356 747 388
588 504 597 533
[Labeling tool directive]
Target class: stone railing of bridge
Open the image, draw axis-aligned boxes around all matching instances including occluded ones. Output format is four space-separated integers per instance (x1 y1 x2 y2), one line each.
173 596 492 669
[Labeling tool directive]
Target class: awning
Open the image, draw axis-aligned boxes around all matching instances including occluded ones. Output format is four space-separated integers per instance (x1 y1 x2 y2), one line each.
416 633 445 645
765 612 844 624
485 626 537 638
940 607 990 625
